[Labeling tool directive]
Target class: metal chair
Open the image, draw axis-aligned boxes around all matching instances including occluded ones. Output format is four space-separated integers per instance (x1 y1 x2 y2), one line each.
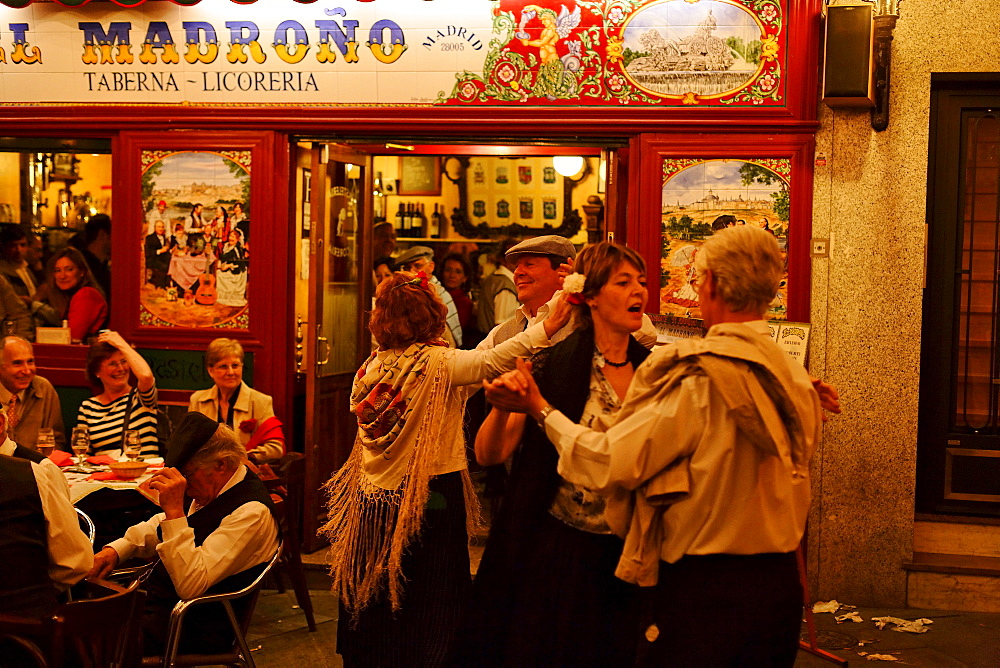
75 506 96 545
147 542 283 668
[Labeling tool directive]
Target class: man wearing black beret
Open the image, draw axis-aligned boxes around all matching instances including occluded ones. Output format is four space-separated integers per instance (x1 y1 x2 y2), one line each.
88 411 279 655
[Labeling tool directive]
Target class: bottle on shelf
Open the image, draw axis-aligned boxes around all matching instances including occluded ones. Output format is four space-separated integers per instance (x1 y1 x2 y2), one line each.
402 202 413 237
430 203 443 239
411 203 425 238
395 202 405 236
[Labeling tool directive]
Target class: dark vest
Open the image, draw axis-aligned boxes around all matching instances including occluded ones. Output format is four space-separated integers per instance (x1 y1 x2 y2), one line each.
12 443 46 464
477 270 517 334
0 454 58 618
142 470 277 654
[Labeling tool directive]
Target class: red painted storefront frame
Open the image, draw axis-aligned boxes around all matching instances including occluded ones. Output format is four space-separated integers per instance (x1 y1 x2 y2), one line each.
0 0 825 447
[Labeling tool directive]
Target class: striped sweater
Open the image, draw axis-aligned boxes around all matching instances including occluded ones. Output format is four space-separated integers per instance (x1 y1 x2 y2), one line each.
76 385 161 457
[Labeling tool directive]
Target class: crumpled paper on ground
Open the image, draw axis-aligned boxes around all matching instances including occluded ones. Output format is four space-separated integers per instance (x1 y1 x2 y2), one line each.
836 611 864 623
863 653 899 661
872 616 933 633
812 599 842 613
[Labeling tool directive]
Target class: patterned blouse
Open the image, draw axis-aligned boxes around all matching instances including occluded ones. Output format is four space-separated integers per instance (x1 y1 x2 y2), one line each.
548 348 624 534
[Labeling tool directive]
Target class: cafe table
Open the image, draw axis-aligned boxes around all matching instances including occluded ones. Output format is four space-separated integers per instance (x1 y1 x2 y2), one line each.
58 453 164 545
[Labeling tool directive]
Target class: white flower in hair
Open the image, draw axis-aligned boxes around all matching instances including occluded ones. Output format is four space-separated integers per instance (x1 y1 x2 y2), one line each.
563 272 586 294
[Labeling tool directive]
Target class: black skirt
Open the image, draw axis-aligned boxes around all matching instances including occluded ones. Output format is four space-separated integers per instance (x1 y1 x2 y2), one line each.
457 511 641 667
337 471 470 668
639 552 802 667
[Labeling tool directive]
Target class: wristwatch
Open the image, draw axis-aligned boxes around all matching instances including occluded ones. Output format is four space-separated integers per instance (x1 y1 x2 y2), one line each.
536 404 555 429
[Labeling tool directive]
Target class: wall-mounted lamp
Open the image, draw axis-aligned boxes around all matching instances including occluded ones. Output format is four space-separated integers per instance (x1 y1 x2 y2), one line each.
822 1 901 131
553 155 585 178
868 0 900 131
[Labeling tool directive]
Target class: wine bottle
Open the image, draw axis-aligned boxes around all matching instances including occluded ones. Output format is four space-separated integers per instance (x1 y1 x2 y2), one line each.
395 202 405 235
429 203 442 239
402 202 413 237
412 203 425 238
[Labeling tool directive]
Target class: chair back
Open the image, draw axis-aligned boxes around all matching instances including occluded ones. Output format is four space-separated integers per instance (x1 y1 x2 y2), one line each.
0 614 49 667
53 578 146 668
273 453 305 548
75 507 96 545
162 543 282 667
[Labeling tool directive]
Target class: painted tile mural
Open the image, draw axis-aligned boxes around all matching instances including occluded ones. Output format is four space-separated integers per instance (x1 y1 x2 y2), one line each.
139 150 251 330
660 158 790 319
0 0 785 106
442 0 786 107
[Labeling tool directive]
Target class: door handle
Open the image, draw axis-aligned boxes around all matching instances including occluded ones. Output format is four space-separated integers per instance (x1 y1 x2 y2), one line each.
317 323 331 366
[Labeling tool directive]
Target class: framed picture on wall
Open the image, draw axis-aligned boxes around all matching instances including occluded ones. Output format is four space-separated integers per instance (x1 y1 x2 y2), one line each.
115 130 283 350
398 156 441 195
631 134 815 323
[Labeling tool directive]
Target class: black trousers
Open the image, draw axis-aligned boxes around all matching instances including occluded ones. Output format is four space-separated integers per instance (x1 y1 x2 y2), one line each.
640 552 802 667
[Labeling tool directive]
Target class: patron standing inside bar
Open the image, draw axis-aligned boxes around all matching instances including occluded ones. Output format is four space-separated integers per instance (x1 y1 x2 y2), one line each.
486 225 822 666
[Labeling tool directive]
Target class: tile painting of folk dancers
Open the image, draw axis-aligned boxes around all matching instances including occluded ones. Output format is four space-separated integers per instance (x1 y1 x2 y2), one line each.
140 150 251 329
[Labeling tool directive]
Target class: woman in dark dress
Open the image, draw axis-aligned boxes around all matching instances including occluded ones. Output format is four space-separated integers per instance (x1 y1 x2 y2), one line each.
458 242 650 667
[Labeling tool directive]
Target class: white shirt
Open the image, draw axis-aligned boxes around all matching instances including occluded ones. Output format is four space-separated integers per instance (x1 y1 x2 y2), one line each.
1 438 93 589
107 465 279 600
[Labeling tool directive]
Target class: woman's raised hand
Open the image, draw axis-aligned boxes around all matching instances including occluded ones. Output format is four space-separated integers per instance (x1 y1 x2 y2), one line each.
98 330 130 350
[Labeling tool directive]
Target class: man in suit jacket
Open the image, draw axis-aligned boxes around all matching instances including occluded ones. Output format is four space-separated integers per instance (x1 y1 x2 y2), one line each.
144 220 171 289
0 403 92 618
0 336 65 451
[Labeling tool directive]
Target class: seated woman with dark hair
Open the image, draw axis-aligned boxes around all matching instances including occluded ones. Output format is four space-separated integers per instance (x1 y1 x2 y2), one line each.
188 337 284 464
322 270 573 667
78 330 161 458
33 246 108 343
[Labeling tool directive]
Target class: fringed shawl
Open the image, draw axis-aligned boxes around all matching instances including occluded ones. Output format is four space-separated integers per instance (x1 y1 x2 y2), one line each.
321 342 473 616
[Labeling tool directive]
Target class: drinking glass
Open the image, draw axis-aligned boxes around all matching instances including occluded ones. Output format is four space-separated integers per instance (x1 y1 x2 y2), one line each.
36 428 55 457
123 429 142 461
71 425 90 468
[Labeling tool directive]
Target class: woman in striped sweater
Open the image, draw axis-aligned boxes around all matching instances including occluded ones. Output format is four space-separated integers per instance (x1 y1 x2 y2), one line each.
76 330 161 458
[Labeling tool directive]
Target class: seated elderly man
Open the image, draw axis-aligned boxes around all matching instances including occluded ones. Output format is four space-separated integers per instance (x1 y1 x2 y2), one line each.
486 225 824 667
0 336 66 451
87 411 279 655
0 409 92 618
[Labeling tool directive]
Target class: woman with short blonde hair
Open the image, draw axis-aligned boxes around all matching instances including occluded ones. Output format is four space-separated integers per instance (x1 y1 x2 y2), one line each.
188 336 284 463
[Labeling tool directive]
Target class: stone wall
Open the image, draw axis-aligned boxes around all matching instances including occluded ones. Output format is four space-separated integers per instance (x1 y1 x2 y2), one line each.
808 1 1000 606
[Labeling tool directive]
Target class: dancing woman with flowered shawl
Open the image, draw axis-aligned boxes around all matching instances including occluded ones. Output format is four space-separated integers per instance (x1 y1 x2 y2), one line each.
322 270 572 667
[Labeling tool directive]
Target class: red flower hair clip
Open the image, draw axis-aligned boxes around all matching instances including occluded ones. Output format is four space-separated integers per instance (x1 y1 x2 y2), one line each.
394 270 431 291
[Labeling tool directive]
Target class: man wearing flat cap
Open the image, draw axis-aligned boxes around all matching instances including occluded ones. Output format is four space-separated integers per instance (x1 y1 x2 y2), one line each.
479 235 657 349
395 245 463 347
87 411 279 654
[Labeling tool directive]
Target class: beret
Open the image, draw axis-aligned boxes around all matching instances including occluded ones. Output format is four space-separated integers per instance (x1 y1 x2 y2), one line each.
505 235 577 262
165 411 221 470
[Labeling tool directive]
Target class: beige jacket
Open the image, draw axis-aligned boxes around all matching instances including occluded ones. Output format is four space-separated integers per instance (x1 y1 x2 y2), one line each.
188 382 284 462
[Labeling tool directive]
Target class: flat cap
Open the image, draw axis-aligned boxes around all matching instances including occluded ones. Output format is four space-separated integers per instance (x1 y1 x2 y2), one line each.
505 235 577 262
394 245 434 267
165 411 221 470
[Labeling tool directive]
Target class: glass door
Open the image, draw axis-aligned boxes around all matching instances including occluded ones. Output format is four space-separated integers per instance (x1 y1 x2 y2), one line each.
300 142 372 550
